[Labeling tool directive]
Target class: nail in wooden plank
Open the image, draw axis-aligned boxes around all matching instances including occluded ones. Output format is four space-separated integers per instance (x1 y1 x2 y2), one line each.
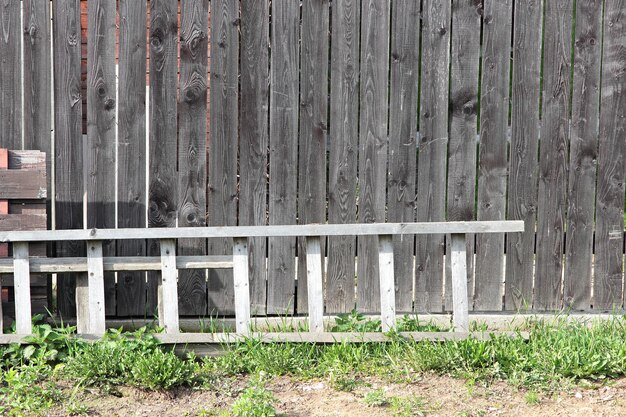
378 235 396 331
158 239 179 333
233 238 251 335
306 237 324 332
13 242 32 335
85 241 106 335
451 234 470 331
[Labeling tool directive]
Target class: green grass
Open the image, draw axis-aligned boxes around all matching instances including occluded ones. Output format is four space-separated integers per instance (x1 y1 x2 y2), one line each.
1 314 626 415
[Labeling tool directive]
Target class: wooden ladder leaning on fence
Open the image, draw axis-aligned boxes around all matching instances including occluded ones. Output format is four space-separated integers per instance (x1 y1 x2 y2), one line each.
0 220 524 344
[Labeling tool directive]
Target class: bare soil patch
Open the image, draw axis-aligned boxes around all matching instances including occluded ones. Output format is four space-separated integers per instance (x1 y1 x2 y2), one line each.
46 375 626 417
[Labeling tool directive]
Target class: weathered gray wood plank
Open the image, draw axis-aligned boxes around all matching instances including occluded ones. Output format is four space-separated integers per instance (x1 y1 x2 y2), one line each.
446 0 482 311
23 0 52 173
268 0 299 314
357 0 390 313
326 0 360 314
378 235 395 331
13 242 32 335
233 238 251 335
297 0 329 315
415 0 451 312
564 0 602 311
178 0 208 316
148 0 178 315
305 237 324 333
474 0 513 311
535 0 573 310
87 0 116 316
84 241 105 335
505 0 543 311
0 221 526 243
0 170 47 199
450 234 469 331
117 0 148 317
208 0 238 316
387 0 419 313
594 0 625 310
239 0 269 316
0 0 21 149
158 239 179 333
53 0 84 318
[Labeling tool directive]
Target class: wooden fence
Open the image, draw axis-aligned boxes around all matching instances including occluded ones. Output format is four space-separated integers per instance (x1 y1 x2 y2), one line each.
0 149 48 319
0 1 623 318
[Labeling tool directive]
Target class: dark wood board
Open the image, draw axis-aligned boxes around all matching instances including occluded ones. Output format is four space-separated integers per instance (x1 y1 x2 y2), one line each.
415 0 450 312
86 0 117 315
239 0 269 316
0 0 22 150
326 0 360 314
357 0 390 313
148 0 179 314
178 0 208 316
535 0 572 310
505 0 543 311
445 0 481 311
474 0 512 311
117 0 148 317
267 0 299 314
0 170 47 199
208 0 237 316
387 0 419 313
296 0 329 314
53 0 85 318
593 0 625 310
563 0 602 311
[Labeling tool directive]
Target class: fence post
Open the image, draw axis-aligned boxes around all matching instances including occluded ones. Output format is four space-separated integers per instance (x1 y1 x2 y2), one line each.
13 242 32 335
233 237 251 335
378 235 396 331
158 239 179 333
306 236 324 332
81 241 106 335
450 233 470 331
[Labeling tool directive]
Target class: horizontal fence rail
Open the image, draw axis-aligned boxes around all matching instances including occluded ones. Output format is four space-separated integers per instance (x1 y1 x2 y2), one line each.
0 221 523 341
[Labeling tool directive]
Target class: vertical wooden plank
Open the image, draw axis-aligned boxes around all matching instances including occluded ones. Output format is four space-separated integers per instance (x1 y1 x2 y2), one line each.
53 0 84 317
0 148 7 259
179 0 208 316
594 0 625 310
378 235 396 331
148 0 178 314
505 0 543 311
326 0 360 314
387 0 419 313
208 0 237 316
450 233 469 331
85 241 105 335
87 0 116 316
415 0 451 312
13 242 32 335
305 237 324 333
564 0 602 311
0 0 21 149
535 0 572 310
23 0 52 165
158 238 179 333
356 0 390 313
446 0 482 311
239 0 269 316
233 237 251 335
117 0 147 317
267 0 299 314
474 0 513 311
297 0 329 315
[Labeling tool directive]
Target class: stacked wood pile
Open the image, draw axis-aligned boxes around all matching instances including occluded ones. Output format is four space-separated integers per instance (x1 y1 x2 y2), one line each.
0 149 48 321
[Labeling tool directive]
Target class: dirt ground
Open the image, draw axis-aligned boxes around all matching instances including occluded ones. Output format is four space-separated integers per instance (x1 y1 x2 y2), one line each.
48 374 626 417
